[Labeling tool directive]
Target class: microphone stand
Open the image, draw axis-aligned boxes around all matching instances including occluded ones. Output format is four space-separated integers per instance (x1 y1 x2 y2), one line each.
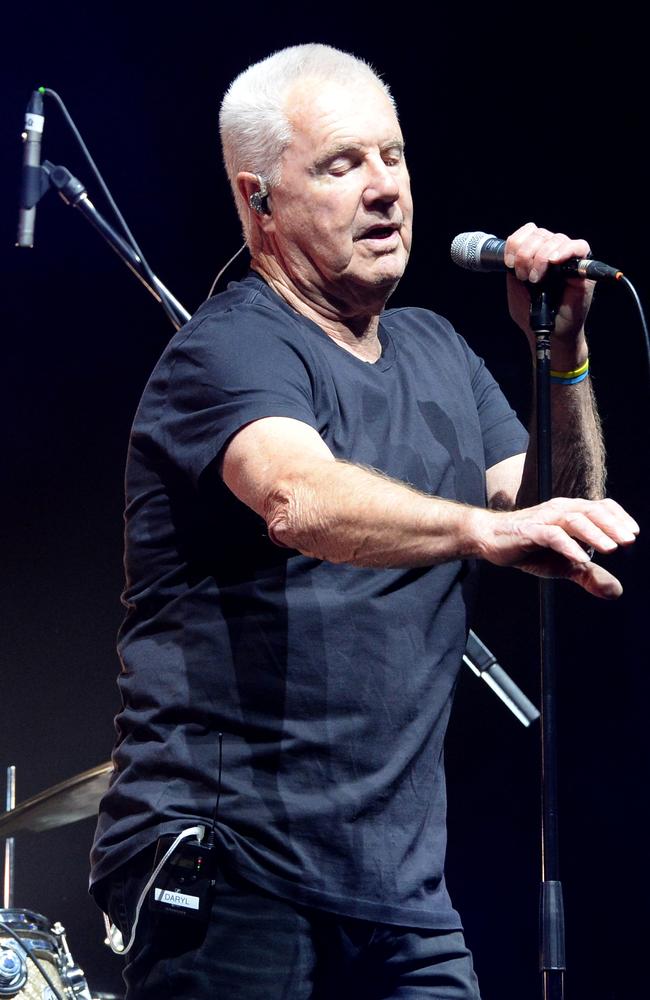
463 630 539 728
529 279 565 1000
3 766 16 908
20 159 190 329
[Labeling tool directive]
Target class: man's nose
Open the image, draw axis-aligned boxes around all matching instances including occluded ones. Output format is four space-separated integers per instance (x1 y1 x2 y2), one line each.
363 157 401 205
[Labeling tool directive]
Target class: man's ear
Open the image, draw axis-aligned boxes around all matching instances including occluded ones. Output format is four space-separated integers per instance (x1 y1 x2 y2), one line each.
237 172 274 231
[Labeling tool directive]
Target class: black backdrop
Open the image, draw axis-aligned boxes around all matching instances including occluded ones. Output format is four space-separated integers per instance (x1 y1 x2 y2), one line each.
1 5 647 998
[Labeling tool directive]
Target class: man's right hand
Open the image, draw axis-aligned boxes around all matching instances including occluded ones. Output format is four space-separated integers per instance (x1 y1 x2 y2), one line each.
468 497 639 598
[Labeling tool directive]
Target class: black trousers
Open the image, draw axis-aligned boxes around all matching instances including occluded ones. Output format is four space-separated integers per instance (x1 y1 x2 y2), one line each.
95 848 482 1000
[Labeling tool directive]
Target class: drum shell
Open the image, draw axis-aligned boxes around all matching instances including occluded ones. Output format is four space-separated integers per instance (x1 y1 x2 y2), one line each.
0 909 68 999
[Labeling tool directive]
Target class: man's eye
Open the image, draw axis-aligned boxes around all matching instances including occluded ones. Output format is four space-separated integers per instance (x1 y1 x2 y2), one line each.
329 159 355 175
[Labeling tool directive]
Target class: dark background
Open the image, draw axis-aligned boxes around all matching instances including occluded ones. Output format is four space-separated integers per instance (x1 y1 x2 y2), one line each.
1 5 647 998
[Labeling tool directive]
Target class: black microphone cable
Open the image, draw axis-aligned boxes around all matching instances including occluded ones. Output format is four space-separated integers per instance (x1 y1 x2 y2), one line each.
618 275 650 384
205 731 224 849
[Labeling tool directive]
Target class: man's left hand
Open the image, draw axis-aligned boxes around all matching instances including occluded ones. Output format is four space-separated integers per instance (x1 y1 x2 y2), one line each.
504 222 595 357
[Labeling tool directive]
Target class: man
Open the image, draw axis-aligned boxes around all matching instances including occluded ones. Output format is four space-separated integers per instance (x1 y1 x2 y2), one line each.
90 44 638 999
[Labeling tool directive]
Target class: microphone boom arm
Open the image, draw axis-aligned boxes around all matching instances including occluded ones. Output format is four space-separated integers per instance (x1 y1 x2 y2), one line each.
22 159 190 329
463 629 540 727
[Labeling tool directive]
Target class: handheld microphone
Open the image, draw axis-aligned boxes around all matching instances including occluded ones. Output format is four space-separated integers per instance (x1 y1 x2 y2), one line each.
450 231 623 282
16 90 46 248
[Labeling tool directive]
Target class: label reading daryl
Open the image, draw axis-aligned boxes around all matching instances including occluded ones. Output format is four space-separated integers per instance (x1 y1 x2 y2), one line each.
154 887 200 910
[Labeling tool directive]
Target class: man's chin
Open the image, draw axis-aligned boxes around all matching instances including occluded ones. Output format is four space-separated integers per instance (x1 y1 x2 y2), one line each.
335 270 404 315
359 257 408 296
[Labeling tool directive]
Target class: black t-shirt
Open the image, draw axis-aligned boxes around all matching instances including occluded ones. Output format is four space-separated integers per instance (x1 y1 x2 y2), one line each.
91 273 527 929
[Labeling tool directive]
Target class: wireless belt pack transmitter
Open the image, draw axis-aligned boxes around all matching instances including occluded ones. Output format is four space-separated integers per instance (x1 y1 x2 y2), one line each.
149 833 216 922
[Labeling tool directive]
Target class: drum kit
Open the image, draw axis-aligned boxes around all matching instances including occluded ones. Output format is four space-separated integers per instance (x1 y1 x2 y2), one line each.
0 762 118 1000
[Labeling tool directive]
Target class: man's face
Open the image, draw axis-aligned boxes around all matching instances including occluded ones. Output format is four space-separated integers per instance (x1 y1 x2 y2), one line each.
264 78 413 315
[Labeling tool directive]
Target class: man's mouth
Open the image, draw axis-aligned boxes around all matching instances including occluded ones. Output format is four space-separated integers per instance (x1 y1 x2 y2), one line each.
356 224 400 241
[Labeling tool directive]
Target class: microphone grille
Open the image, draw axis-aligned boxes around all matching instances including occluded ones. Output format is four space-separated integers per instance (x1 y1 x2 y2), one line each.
450 231 495 270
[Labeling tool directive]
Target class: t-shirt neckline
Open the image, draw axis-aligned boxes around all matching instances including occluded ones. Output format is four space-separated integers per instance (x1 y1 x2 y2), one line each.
243 270 395 373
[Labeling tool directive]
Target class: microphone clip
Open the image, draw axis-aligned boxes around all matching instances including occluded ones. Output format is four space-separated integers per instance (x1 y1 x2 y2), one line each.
19 162 50 212
527 269 566 337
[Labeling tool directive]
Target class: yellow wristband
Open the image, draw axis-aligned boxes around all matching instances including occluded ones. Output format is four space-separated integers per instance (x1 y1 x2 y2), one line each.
549 358 589 379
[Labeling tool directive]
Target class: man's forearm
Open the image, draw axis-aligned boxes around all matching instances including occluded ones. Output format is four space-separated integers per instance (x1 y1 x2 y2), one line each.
263 454 634 600
265 459 482 567
516 369 606 509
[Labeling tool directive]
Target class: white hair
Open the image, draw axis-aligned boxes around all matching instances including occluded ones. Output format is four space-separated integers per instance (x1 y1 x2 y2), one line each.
219 43 395 242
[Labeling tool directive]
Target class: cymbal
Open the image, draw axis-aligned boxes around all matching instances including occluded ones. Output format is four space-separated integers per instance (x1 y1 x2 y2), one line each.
0 762 113 837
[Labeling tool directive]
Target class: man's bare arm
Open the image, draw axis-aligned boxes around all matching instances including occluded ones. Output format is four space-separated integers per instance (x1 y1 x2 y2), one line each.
487 223 607 511
221 416 637 599
486 377 605 513
516 376 606 508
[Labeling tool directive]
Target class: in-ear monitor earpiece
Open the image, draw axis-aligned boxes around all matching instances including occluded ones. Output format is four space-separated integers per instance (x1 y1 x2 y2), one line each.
249 175 270 215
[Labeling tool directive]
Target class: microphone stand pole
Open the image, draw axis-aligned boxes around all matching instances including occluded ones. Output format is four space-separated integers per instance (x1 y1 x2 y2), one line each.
3 766 16 908
529 279 565 1000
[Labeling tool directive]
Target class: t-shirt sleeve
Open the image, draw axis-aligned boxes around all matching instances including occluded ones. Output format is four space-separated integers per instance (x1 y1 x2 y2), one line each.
459 336 529 469
154 303 319 485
